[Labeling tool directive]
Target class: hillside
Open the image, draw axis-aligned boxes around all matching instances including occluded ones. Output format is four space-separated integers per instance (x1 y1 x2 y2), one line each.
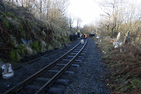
0 1 70 65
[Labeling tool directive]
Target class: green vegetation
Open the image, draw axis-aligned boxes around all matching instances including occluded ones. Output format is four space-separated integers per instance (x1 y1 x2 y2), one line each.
17 44 26 54
10 35 16 46
31 40 40 52
4 12 16 19
4 18 10 28
0 1 71 65
94 35 141 93
132 79 141 88
9 49 16 62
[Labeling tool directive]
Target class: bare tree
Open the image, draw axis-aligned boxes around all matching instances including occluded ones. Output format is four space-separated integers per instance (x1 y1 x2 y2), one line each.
40 0 42 20
68 14 75 31
76 17 82 30
95 0 128 37
3 0 70 30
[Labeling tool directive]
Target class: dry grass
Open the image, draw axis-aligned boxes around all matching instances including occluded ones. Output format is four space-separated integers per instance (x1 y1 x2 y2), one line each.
93 36 141 94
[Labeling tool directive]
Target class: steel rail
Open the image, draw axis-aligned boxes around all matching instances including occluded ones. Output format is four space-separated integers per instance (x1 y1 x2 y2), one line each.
35 39 88 94
3 42 81 94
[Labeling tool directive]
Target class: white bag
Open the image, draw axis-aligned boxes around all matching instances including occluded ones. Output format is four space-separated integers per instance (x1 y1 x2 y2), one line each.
1 63 14 79
80 39 84 44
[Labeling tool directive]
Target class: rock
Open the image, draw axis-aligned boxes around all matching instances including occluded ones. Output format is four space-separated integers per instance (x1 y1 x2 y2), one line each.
41 47 46 52
38 52 46 56
105 79 109 83
41 30 46 37
20 58 28 63
21 38 27 45
0 58 4 68
54 48 58 50
52 36 55 41
7 85 10 87
27 39 32 46
0 2 4 11
39 39 46 52
106 83 110 87
21 38 32 46
10 35 17 47
25 46 33 54
48 45 54 50
33 50 37 54
16 52 21 61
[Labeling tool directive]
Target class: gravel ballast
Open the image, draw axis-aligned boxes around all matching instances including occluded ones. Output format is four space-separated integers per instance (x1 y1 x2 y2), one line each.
0 39 80 93
0 38 110 94
64 38 110 94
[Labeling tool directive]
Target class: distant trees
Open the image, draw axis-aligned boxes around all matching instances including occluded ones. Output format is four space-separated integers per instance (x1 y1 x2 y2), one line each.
81 23 96 34
68 14 75 32
96 0 124 37
95 0 141 40
76 17 82 30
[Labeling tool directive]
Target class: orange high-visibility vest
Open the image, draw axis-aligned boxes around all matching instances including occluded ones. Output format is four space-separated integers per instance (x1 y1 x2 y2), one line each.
84 34 87 38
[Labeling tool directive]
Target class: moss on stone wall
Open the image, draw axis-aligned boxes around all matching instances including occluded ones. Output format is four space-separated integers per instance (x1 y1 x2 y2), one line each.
16 44 26 55
30 40 40 52
4 18 10 28
4 12 16 19
0 4 71 64
9 49 16 62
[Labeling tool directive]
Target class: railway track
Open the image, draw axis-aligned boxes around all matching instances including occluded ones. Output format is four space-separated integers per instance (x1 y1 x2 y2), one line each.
3 39 88 94
0 40 78 76
12 48 63 70
0 46 65 77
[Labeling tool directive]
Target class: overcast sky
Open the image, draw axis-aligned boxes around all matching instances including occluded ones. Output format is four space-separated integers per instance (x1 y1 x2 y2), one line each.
68 0 102 27
68 0 141 27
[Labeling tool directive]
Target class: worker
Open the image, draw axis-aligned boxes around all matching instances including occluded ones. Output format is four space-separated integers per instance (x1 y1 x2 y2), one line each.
80 34 82 38
77 29 80 33
84 34 87 38
77 29 80 37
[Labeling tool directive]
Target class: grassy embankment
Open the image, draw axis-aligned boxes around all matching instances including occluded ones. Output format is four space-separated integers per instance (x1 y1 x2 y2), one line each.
93 36 141 94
